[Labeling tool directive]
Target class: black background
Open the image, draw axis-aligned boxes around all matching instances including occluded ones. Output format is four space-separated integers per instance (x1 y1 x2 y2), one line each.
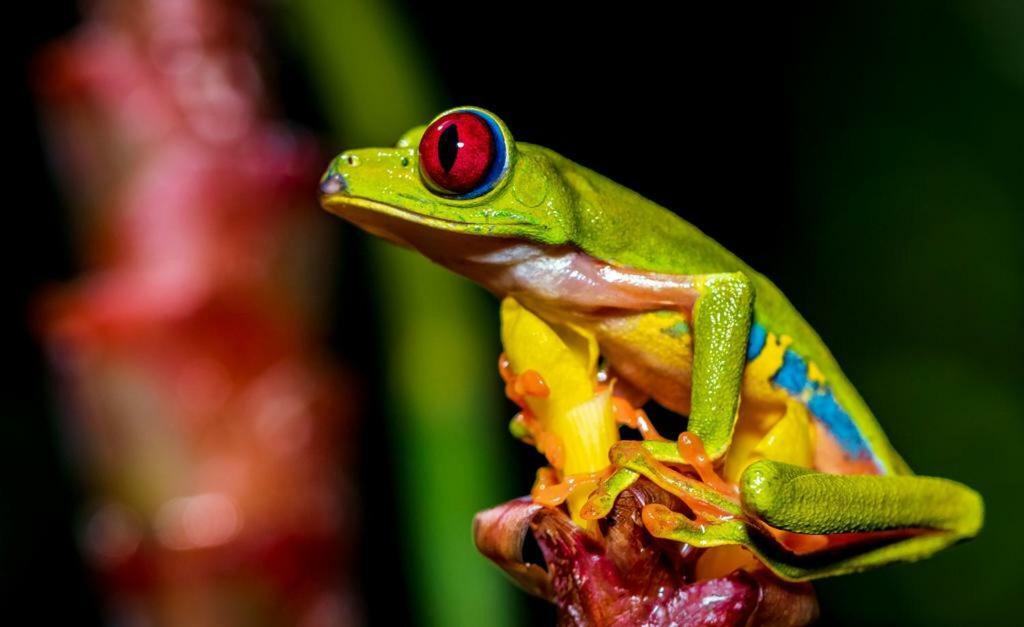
7 2 1022 624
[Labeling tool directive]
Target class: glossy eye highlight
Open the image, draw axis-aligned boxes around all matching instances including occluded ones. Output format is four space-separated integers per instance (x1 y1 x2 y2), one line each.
419 110 507 197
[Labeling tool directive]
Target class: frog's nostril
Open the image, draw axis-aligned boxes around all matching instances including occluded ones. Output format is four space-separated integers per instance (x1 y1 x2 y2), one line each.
320 172 347 196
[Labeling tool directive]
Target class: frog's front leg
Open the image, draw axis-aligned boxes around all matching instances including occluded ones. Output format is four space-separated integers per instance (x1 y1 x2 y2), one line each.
688 272 754 460
581 270 753 517
560 264 751 458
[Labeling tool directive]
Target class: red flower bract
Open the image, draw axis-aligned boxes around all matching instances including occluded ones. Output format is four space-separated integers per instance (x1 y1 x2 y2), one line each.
474 480 819 627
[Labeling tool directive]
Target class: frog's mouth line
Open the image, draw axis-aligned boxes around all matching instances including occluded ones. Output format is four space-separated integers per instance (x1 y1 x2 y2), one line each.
320 193 539 245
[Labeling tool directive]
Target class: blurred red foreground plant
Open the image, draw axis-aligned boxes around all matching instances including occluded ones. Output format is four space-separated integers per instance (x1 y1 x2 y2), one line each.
35 1 355 625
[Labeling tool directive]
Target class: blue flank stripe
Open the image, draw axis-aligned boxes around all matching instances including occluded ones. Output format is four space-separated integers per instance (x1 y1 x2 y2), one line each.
747 324 767 361
748 324 872 460
773 350 809 394
773 349 871 458
807 391 870 458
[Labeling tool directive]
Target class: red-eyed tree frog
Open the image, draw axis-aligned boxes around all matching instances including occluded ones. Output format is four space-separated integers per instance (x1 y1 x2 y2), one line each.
319 106 982 581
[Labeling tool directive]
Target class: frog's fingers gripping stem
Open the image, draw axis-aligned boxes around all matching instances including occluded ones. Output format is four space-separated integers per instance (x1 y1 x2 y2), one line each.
641 459 983 581
581 440 743 520
688 272 754 460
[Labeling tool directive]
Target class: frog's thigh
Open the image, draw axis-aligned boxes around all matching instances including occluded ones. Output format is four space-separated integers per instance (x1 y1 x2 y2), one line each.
740 460 982 535
740 460 982 561
595 310 693 415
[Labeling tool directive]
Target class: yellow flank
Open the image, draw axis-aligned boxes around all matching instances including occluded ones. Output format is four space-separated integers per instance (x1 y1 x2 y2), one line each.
601 311 692 364
592 310 694 414
588 317 818 481
807 361 826 387
726 331 816 481
741 331 792 405
751 400 815 468
725 400 815 481
540 308 820 485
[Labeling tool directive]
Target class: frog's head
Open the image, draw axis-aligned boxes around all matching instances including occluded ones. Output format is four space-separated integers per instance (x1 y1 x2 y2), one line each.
319 106 580 253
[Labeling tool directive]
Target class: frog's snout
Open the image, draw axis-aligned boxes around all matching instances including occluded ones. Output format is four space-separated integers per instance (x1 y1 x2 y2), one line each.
319 171 347 196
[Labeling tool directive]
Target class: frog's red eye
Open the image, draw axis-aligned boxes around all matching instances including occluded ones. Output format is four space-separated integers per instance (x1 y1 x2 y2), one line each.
419 110 505 197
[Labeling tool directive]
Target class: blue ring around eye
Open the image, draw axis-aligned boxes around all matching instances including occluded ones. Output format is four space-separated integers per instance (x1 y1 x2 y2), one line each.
455 110 509 199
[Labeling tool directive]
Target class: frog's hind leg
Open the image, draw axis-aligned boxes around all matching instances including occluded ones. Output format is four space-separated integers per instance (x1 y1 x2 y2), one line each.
740 460 983 539
733 460 984 579
583 445 982 581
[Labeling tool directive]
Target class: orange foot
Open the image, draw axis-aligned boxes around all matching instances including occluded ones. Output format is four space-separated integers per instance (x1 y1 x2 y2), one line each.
498 353 550 407
533 470 606 508
677 431 739 498
610 395 666 441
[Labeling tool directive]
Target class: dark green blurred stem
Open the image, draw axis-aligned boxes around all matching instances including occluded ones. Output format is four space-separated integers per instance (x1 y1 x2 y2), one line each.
282 1 517 624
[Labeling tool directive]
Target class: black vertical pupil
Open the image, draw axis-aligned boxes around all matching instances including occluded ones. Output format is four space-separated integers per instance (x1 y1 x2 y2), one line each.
438 124 459 173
